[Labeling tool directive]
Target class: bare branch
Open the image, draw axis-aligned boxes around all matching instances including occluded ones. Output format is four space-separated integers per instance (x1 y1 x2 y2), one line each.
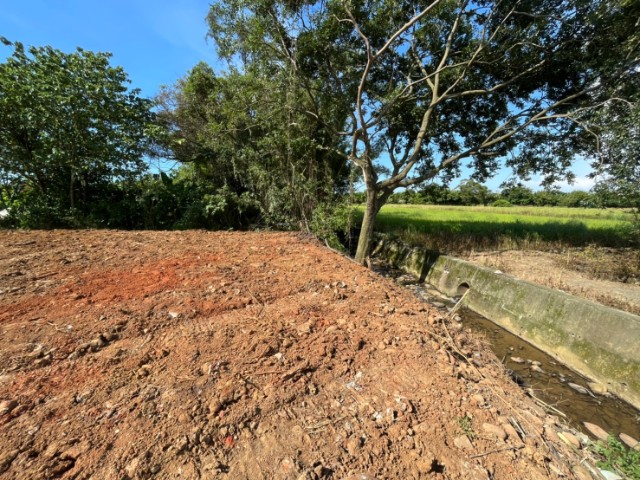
374 0 444 60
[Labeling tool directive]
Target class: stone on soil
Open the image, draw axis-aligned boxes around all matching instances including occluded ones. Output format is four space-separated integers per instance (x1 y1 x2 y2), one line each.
482 423 507 441
619 433 638 449
453 435 474 450
583 422 609 442
0 400 18 415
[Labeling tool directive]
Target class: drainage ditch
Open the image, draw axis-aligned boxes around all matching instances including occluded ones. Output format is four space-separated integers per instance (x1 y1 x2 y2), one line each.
373 261 640 442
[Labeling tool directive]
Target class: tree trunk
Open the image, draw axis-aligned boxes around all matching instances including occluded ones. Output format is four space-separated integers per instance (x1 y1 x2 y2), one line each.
354 190 382 265
69 170 75 210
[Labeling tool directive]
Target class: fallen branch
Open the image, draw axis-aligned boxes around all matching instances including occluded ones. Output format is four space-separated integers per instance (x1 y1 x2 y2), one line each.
469 445 524 459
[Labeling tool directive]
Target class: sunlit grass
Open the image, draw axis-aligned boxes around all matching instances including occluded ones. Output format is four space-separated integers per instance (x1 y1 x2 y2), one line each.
354 204 635 252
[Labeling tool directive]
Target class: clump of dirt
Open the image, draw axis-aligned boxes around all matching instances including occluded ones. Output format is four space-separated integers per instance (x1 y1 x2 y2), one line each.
0 230 604 479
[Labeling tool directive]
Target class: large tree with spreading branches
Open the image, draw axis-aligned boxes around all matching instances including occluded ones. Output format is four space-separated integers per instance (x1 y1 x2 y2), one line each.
207 0 638 263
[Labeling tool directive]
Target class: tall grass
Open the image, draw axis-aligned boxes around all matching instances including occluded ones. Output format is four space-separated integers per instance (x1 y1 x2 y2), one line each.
355 204 636 253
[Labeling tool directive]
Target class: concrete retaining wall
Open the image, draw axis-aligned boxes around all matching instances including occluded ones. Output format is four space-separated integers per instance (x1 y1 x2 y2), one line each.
372 236 640 409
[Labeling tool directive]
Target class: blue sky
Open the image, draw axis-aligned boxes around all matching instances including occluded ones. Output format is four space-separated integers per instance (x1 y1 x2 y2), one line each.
1 1 594 191
1 0 218 98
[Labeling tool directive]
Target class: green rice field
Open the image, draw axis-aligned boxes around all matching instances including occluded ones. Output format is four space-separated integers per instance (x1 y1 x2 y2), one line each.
356 204 636 251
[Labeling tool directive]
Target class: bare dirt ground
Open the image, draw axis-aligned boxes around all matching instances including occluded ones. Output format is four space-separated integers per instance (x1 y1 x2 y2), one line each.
0 230 605 479
466 250 640 316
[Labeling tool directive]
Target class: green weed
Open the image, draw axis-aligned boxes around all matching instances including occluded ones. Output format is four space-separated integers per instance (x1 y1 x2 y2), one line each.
457 415 476 440
592 436 640 480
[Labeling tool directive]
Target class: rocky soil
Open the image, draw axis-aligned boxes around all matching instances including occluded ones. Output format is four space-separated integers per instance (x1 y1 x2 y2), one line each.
0 230 611 479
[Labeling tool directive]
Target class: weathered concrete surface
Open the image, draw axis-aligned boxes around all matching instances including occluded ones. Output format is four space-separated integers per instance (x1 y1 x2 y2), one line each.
372 236 640 409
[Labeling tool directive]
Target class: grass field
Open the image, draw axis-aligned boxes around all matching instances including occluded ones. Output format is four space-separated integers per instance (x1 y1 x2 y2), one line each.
355 204 636 252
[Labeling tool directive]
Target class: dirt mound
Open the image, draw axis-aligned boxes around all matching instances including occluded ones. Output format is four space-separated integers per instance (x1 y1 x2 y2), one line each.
0 231 596 479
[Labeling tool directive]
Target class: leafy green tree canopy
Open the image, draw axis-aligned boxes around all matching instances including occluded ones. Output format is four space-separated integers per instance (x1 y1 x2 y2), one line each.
0 39 156 223
207 0 639 262
154 62 349 230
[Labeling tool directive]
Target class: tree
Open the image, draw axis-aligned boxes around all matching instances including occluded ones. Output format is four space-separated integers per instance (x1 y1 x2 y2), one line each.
500 184 535 206
207 0 638 263
0 39 156 225
154 62 349 230
456 179 492 206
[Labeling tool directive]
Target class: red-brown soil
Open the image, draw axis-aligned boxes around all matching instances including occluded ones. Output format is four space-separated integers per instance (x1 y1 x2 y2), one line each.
0 231 600 479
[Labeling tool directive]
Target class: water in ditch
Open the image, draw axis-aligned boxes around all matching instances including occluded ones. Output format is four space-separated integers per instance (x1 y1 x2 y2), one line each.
373 262 640 442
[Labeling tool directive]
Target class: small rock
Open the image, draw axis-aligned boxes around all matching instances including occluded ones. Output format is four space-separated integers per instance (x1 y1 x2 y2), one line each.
587 382 608 395
60 441 91 460
454 435 474 450
559 431 581 449
137 365 151 378
619 433 638 449
125 457 141 477
346 436 362 456
482 423 507 441
503 423 519 441
0 449 19 474
279 457 297 475
174 436 189 453
296 321 313 335
599 469 623 480
531 364 544 374
201 362 213 375
0 400 18 415
89 338 106 350
431 301 446 308
510 357 525 364
568 383 592 396
43 442 61 459
548 464 566 477
572 465 592 480
102 331 116 342
543 426 560 443
583 422 609 442
34 354 52 367
27 346 44 359
530 360 542 367
470 394 485 406
208 399 222 415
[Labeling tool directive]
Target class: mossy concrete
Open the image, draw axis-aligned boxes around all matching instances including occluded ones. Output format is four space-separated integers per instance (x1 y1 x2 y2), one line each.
372 236 640 409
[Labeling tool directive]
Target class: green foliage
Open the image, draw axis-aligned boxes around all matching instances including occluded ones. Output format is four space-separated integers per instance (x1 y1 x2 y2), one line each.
499 185 536 206
492 199 512 208
558 191 596 208
457 415 475 440
206 0 639 262
456 180 494 206
0 40 156 227
310 202 356 251
593 436 640 480
154 62 348 233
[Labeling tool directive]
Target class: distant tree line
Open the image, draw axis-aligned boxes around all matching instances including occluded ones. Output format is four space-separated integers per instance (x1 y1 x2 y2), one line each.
374 180 637 209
